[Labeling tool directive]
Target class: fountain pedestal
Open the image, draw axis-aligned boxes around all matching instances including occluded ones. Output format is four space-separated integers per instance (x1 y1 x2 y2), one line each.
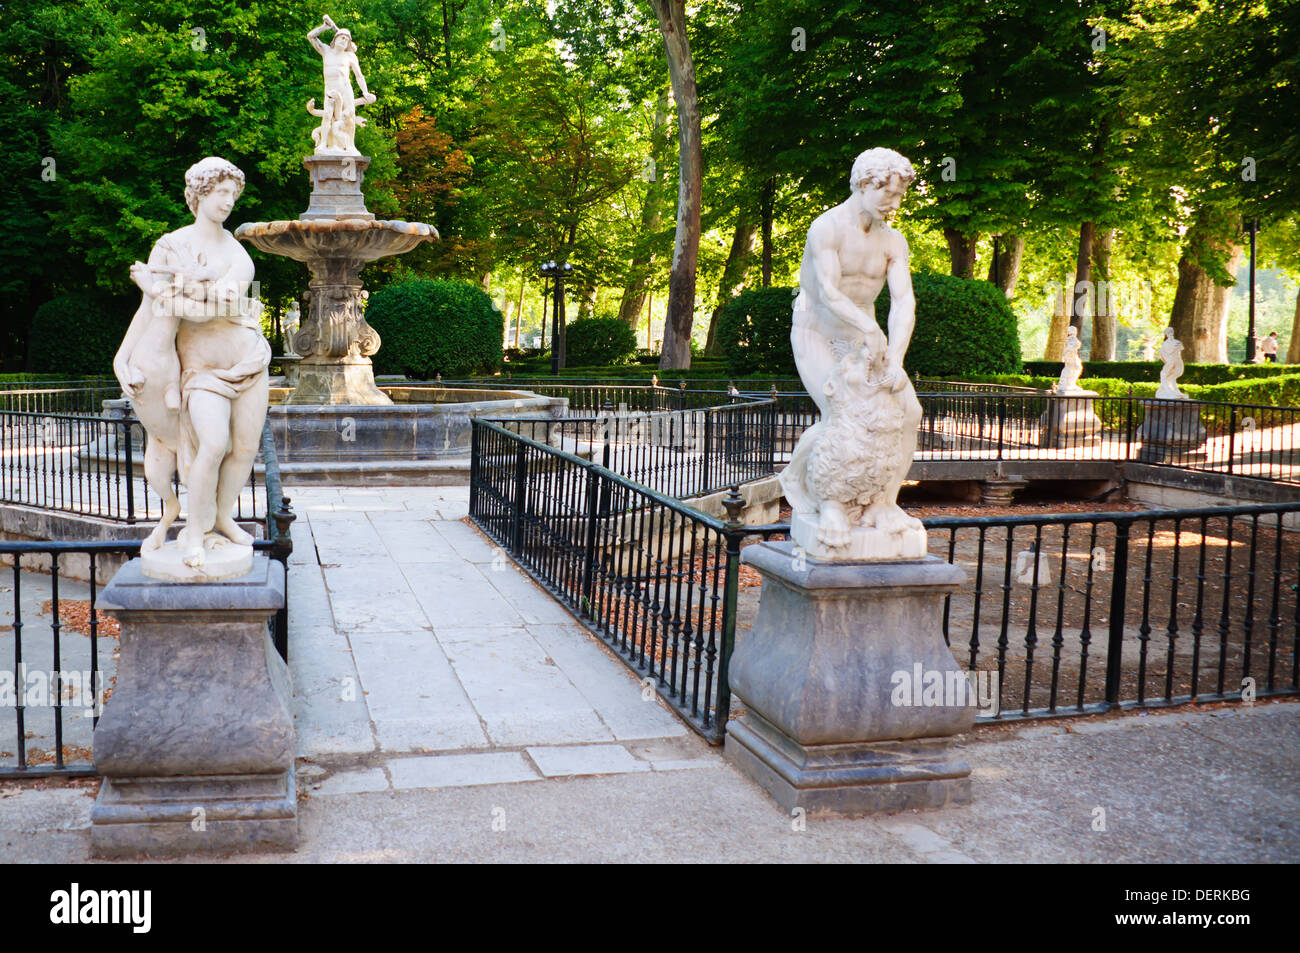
235 153 436 407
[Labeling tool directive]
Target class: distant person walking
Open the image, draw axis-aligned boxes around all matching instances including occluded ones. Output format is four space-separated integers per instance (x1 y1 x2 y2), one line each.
1261 331 1280 363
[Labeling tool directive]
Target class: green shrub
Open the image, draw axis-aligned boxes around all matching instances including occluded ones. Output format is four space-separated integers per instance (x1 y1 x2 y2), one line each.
716 275 1021 377
715 287 800 375
27 294 132 376
367 279 503 378
564 317 638 367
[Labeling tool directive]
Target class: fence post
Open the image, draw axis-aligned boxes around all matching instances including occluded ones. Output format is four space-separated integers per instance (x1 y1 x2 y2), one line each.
512 439 527 556
122 417 136 523
1226 405 1237 475
1124 396 1135 461
1104 519 1131 707
580 466 600 613
271 496 296 661
714 485 745 738
468 420 479 518
702 410 713 494
996 396 1005 461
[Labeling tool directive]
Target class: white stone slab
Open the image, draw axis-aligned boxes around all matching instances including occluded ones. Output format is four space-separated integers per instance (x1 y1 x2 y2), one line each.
441 628 612 746
406 560 524 628
370 518 464 563
388 752 539 789
529 624 689 741
526 744 650 778
322 561 431 631
487 568 578 624
349 629 487 752
432 520 501 563
290 628 376 758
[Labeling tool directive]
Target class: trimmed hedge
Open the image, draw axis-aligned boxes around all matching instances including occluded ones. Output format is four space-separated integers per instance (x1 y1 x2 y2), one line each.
716 275 1022 378
367 279 503 378
27 294 132 376
564 317 638 367
1023 360 1295 385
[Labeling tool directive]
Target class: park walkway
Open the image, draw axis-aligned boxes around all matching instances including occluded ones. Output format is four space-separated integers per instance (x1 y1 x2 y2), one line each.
284 484 720 792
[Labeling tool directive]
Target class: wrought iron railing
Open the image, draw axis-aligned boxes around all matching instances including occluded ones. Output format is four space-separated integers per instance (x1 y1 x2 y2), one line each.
1 443 293 782
926 502 1300 720
0 408 267 523
470 418 785 742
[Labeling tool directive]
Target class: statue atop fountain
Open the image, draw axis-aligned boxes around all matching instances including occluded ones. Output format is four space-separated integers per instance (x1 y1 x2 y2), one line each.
779 147 926 560
1155 326 1186 398
236 13 436 406
306 15 375 156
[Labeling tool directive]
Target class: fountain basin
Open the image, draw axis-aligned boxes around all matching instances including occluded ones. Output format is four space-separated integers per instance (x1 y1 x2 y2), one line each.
265 386 567 485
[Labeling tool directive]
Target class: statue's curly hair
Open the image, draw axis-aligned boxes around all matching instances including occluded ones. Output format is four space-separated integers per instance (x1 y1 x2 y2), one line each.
184 156 245 214
849 148 915 192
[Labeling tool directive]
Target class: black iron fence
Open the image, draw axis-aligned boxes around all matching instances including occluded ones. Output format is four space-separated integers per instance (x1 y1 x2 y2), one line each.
927 502 1300 720
1 408 267 523
489 398 777 501
0 383 121 415
0 424 293 778
471 419 1300 740
470 418 786 742
917 392 1300 483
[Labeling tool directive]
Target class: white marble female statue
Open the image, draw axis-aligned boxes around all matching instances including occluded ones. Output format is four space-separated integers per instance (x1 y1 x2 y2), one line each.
779 147 925 560
306 14 375 155
283 300 301 357
113 157 271 579
1156 327 1186 398
1056 326 1085 393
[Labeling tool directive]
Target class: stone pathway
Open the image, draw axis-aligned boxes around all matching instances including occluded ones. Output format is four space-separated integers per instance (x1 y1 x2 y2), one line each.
284 484 721 797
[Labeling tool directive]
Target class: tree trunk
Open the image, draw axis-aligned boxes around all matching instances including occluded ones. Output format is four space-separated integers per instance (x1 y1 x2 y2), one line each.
1090 227 1116 360
1044 274 1073 361
759 178 776 287
1169 215 1244 364
985 234 1024 298
576 283 597 321
1287 287 1300 364
616 87 670 327
1071 221 1094 332
652 0 702 371
944 227 979 279
704 210 758 354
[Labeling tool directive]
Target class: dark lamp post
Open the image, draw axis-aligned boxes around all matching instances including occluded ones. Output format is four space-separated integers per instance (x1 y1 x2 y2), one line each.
539 260 573 374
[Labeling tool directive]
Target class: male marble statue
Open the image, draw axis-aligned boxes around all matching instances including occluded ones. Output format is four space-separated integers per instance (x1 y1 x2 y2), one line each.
779 147 926 560
306 14 375 155
113 156 271 579
1156 327 1186 398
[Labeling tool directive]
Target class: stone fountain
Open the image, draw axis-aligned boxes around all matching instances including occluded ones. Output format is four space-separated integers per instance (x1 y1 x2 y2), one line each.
234 14 436 406
232 15 563 484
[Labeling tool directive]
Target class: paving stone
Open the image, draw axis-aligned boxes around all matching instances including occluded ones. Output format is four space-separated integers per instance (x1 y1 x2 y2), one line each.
487 569 578 624
322 561 431 631
388 752 539 789
441 629 612 745
370 517 463 564
348 630 487 752
529 624 689 741
313 768 389 796
526 744 650 777
290 628 376 758
407 561 524 628
432 520 501 563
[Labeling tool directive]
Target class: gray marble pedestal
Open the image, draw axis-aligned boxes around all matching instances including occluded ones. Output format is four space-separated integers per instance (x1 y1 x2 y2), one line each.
725 542 976 816
1038 391 1102 449
1136 398 1207 464
90 556 296 857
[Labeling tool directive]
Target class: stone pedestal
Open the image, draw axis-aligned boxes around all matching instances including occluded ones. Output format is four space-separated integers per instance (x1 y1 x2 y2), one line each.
286 357 390 405
1039 390 1102 448
302 154 373 221
725 542 976 816
90 556 296 857
1136 398 1207 464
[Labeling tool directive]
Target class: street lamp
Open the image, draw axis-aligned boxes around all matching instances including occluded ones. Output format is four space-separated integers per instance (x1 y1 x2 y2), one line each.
539 259 573 374
1244 219 1259 364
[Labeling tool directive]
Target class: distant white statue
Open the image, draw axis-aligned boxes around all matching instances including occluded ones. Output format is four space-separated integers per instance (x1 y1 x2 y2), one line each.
779 147 925 560
283 301 301 357
1056 326 1085 393
306 15 376 155
1156 327 1186 398
113 157 271 579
